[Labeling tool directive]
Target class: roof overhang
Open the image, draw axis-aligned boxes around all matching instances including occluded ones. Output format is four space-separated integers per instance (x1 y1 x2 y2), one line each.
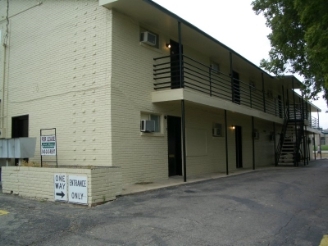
99 0 321 113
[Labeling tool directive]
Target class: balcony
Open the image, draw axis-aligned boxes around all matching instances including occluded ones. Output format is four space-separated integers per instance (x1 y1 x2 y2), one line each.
153 54 319 129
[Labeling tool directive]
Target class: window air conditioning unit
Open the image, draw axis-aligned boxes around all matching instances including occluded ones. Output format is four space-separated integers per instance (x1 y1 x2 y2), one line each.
0 128 5 138
213 124 222 137
140 31 157 46
140 120 155 133
210 63 219 74
253 130 259 140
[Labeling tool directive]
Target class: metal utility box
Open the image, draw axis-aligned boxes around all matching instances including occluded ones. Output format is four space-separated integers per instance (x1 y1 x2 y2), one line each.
0 138 37 158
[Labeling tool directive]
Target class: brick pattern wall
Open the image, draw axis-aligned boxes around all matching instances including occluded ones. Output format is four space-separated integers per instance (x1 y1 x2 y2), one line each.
110 10 277 186
2 166 121 206
1 0 113 167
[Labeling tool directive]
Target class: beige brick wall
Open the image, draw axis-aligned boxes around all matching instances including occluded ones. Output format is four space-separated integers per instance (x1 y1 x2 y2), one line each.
0 0 113 167
109 10 280 186
0 1 287 189
2 166 121 206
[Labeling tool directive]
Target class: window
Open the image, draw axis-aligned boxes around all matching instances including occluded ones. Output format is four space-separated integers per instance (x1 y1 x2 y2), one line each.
150 114 160 132
140 112 162 134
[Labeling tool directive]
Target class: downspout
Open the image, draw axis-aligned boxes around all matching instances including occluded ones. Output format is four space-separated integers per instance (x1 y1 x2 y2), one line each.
1 0 9 131
1 42 6 130
224 110 229 175
273 122 277 166
178 21 186 182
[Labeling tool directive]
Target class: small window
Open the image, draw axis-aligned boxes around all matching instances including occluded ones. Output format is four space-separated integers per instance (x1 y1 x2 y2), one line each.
150 114 160 132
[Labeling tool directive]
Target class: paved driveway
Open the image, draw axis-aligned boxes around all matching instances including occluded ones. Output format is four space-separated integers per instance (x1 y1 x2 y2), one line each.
1 161 328 246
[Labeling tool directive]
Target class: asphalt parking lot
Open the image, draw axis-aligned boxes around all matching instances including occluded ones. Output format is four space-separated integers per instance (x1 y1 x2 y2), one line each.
1 161 328 246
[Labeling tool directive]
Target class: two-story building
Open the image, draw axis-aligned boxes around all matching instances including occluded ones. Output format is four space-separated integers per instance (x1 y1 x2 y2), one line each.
0 0 321 189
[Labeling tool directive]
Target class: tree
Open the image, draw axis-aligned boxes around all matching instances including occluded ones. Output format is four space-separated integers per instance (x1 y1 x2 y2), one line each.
252 0 328 102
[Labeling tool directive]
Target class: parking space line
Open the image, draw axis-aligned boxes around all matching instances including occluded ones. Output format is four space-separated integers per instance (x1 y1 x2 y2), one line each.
0 210 9 216
320 235 328 246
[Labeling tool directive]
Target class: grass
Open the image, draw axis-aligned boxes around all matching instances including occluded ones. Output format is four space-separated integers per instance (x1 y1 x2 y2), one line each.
320 145 328 151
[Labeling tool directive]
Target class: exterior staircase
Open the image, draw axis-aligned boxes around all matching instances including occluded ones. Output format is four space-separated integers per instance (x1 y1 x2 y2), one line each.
276 104 306 166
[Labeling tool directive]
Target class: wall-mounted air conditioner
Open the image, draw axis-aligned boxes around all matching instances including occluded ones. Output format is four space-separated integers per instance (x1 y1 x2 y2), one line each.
253 130 259 140
213 123 222 137
140 31 157 46
140 120 155 133
210 63 219 74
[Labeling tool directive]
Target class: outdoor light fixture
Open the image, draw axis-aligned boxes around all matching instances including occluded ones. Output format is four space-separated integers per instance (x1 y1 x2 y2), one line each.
166 43 171 49
231 125 235 130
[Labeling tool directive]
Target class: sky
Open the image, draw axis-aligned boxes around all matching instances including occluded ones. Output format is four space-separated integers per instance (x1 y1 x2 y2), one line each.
152 0 328 129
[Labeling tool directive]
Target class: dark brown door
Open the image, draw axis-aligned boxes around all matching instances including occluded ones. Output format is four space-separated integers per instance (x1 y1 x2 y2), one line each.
232 71 240 104
167 116 182 176
12 115 29 165
170 40 183 89
235 126 243 168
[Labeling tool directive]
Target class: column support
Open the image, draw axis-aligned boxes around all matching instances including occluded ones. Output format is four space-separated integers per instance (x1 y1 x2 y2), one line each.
225 110 229 175
252 117 255 170
273 122 277 166
181 100 187 182
292 77 298 166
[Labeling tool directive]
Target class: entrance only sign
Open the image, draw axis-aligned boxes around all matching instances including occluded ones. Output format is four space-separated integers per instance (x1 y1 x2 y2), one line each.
68 175 88 205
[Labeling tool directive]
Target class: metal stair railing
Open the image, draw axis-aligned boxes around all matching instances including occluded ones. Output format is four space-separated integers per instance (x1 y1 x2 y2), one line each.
275 107 290 165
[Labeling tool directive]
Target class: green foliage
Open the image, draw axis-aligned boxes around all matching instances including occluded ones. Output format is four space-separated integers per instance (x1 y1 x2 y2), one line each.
252 0 328 102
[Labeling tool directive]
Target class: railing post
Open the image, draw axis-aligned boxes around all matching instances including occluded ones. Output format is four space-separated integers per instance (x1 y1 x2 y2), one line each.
209 67 212 96
286 89 290 118
282 85 285 118
249 85 252 108
262 73 266 112
317 109 320 129
178 21 183 88
229 52 233 102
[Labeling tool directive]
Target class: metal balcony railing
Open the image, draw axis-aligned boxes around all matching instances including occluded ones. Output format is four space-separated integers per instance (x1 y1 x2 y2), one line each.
153 54 318 125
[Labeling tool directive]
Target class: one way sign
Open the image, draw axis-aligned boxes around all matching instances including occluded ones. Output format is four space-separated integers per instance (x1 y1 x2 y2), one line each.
54 174 67 202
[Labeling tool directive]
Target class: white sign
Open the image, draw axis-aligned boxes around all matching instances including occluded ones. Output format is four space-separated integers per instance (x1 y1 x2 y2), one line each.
41 135 56 156
54 174 67 202
68 175 88 205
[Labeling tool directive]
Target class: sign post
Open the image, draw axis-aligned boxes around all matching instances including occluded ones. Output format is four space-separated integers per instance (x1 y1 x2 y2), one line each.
54 174 67 202
40 128 58 167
